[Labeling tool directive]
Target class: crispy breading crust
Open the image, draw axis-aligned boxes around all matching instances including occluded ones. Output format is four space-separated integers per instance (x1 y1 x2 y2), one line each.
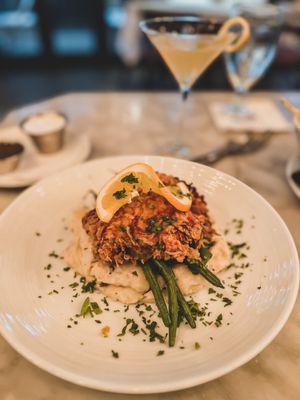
82 173 214 266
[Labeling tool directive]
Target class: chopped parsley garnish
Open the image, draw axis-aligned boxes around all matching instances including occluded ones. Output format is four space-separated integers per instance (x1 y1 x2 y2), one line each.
48 290 58 295
117 318 139 336
157 350 165 356
63 267 70 271
80 297 102 318
69 282 79 288
80 297 91 317
228 242 247 258
121 173 139 184
102 297 109 307
142 318 165 343
118 225 126 233
111 350 119 358
48 251 59 258
194 342 201 350
148 217 163 233
215 313 223 327
129 320 139 335
81 279 97 293
232 218 244 233
187 300 206 319
222 297 233 307
90 301 102 315
234 272 243 280
208 288 216 294
161 215 177 225
132 271 138 277
113 188 127 199
117 319 132 336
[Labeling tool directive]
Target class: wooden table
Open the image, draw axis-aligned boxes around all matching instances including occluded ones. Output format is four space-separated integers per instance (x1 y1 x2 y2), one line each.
0 92 299 399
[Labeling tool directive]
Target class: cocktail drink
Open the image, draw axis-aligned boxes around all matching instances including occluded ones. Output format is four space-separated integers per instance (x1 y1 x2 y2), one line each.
147 26 235 98
139 16 250 154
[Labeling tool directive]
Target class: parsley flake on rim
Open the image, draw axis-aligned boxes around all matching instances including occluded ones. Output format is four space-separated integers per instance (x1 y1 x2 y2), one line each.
111 350 119 358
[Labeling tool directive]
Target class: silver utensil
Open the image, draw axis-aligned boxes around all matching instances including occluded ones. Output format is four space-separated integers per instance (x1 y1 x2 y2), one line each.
191 132 272 165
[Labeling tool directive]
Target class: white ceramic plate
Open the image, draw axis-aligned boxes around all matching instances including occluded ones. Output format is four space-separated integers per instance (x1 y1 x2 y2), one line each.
0 125 90 187
286 150 300 199
0 156 298 394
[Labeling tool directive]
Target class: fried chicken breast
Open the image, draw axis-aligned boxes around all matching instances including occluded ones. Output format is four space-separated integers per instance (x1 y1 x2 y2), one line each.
82 173 215 266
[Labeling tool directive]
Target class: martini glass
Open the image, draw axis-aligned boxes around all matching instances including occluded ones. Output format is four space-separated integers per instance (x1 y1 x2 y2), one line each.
139 16 250 156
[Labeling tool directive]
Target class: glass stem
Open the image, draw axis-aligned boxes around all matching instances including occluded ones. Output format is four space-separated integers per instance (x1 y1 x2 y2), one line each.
173 89 189 157
181 88 190 102
163 88 190 157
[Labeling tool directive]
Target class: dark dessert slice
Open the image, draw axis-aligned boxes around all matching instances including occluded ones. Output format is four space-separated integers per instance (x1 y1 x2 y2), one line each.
0 142 24 174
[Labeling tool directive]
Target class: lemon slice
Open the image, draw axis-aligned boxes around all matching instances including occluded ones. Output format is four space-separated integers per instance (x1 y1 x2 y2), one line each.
96 162 192 223
219 16 250 53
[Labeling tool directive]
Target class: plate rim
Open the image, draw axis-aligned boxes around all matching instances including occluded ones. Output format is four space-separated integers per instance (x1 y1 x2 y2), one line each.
0 155 299 394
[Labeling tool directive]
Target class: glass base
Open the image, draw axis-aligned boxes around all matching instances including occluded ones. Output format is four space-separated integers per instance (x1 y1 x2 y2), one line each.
224 102 254 119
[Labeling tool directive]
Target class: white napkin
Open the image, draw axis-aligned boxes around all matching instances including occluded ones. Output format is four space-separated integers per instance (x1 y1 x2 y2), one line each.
209 98 292 133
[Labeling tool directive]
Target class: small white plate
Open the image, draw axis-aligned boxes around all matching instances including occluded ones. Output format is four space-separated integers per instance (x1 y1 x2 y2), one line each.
286 151 300 199
0 156 298 394
0 126 90 187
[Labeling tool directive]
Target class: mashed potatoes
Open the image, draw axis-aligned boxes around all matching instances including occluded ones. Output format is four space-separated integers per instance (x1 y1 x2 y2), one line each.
64 209 230 304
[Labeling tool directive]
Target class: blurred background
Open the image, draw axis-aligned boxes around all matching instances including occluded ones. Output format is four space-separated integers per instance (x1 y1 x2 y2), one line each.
0 0 299 113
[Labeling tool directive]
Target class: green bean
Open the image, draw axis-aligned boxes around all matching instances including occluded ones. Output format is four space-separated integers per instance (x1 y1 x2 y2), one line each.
168 267 196 329
153 260 178 347
141 262 171 327
186 259 224 289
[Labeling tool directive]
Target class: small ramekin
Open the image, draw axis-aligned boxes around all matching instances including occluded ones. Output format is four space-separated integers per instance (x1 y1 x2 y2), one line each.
20 111 67 154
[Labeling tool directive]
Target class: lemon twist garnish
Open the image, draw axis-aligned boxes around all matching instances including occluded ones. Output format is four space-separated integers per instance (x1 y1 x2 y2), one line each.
96 163 192 223
219 16 250 53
